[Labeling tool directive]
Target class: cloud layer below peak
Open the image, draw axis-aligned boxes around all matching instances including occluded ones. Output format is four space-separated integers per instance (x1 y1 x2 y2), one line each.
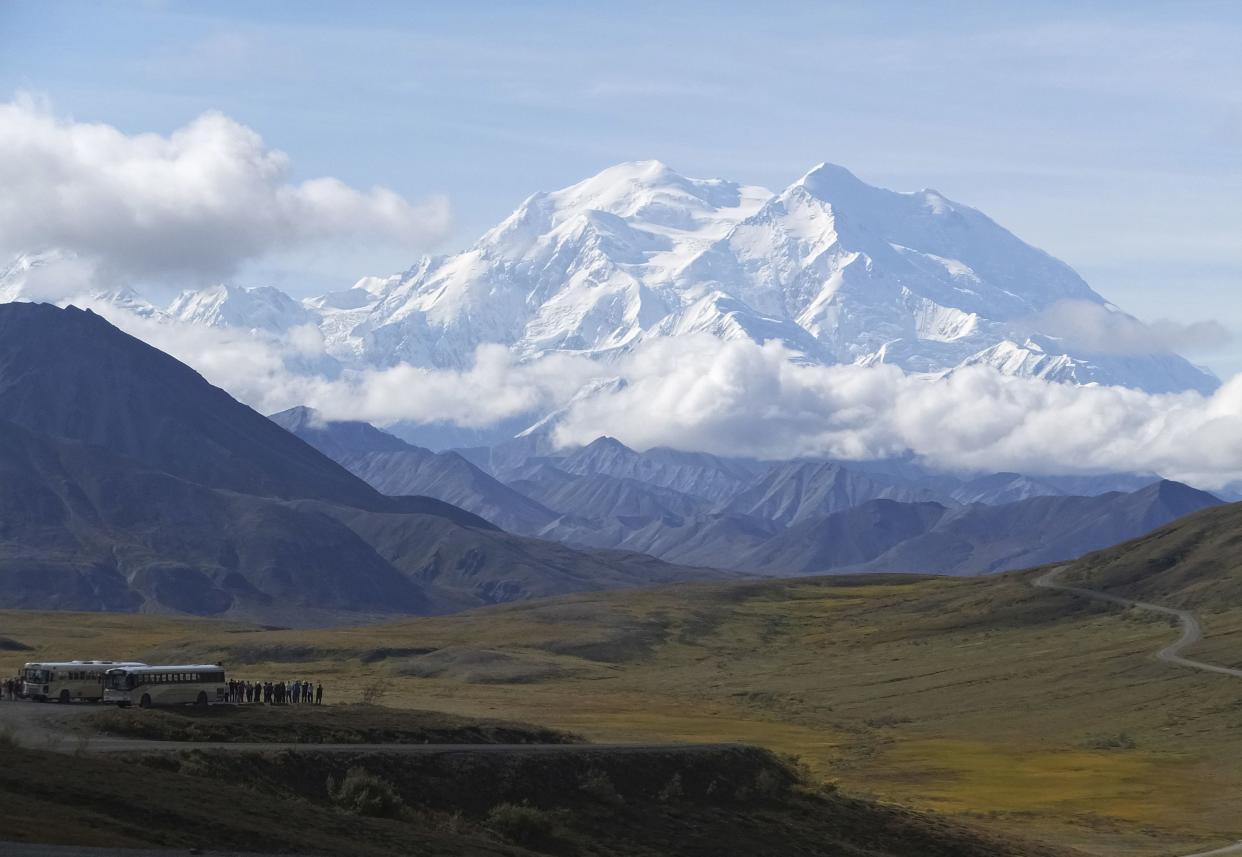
72 297 1242 492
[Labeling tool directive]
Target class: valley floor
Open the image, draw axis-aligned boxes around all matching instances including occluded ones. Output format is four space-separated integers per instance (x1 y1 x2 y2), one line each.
4 570 1242 855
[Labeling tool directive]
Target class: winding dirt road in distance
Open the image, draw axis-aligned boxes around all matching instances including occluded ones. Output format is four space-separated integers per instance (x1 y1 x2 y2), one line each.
1035 566 1242 857
1035 567 1242 679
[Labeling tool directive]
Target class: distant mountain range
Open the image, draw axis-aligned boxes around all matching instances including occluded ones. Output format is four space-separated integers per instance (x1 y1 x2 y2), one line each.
0 304 726 623
276 410 1222 578
0 305 1220 625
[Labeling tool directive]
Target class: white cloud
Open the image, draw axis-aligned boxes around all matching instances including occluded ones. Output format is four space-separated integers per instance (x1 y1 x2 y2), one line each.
549 335 1242 489
66 299 1242 490
0 95 450 285
1026 299 1232 355
80 300 598 431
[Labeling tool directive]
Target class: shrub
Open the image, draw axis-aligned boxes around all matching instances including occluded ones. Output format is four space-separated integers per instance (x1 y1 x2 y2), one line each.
658 772 684 802
754 767 788 798
329 766 404 818
578 767 625 807
359 678 393 706
486 802 559 846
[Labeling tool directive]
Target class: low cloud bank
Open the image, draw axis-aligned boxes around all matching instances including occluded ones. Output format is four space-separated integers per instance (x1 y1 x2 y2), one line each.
554 336 1242 488
80 300 1242 490
0 95 450 284
1026 299 1232 355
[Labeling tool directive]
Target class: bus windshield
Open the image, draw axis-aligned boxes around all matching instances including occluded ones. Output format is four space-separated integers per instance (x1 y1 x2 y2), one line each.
23 668 50 684
104 671 134 691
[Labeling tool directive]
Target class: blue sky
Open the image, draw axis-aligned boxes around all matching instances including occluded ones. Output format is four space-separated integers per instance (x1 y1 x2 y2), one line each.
3 1 1241 372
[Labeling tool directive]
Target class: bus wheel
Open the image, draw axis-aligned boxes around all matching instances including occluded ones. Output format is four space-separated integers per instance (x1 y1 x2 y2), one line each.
195 691 208 707
58 689 71 704
139 694 152 709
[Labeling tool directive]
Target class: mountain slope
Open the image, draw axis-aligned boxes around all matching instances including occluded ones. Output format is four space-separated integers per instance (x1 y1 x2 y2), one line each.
167 283 317 332
0 305 729 620
510 466 709 522
284 414 1216 581
0 303 383 508
1058 495 1242 609
737 500 950 573
722 460 945 526
0 418 427 620
743 481 1222 576
555 436 760 503
316 501 721 611
270 407 559 535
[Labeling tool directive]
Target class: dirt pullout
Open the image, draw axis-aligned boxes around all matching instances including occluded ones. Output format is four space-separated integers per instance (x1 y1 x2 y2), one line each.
74 703 582 745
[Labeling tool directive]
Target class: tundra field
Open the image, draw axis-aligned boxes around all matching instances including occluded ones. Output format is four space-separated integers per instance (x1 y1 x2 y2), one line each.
4 566 1242 856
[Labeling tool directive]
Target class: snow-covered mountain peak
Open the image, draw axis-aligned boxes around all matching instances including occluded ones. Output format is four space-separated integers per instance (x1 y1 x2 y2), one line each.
0 250 160 317
486 160 768 248
794 161 870 201
548 159 764 224
16 162 1215 399
795 162 959 220
167 283 317 333
308 278 388 311
0 249 78 302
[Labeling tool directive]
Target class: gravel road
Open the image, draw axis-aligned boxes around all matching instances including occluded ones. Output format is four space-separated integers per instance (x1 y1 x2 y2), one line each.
1035 566 1242 678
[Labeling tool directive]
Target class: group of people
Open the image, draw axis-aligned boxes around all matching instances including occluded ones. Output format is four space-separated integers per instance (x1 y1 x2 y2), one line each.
2 677 20 700
225 678 323 706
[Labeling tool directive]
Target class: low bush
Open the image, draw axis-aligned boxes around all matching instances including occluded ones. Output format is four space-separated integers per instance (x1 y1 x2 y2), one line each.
328 767 405 818
359 678 393 706
658 772 684 802
578 767 625 807
486 802 560 847
753 767 788 798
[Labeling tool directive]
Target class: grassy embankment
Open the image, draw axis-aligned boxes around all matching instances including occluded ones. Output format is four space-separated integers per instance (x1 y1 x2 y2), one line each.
73 702 582 745
0 718 1072 857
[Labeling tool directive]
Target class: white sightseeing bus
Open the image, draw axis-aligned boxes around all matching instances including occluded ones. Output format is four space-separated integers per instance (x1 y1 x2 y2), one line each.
21 661 148 703
103 664 227 708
